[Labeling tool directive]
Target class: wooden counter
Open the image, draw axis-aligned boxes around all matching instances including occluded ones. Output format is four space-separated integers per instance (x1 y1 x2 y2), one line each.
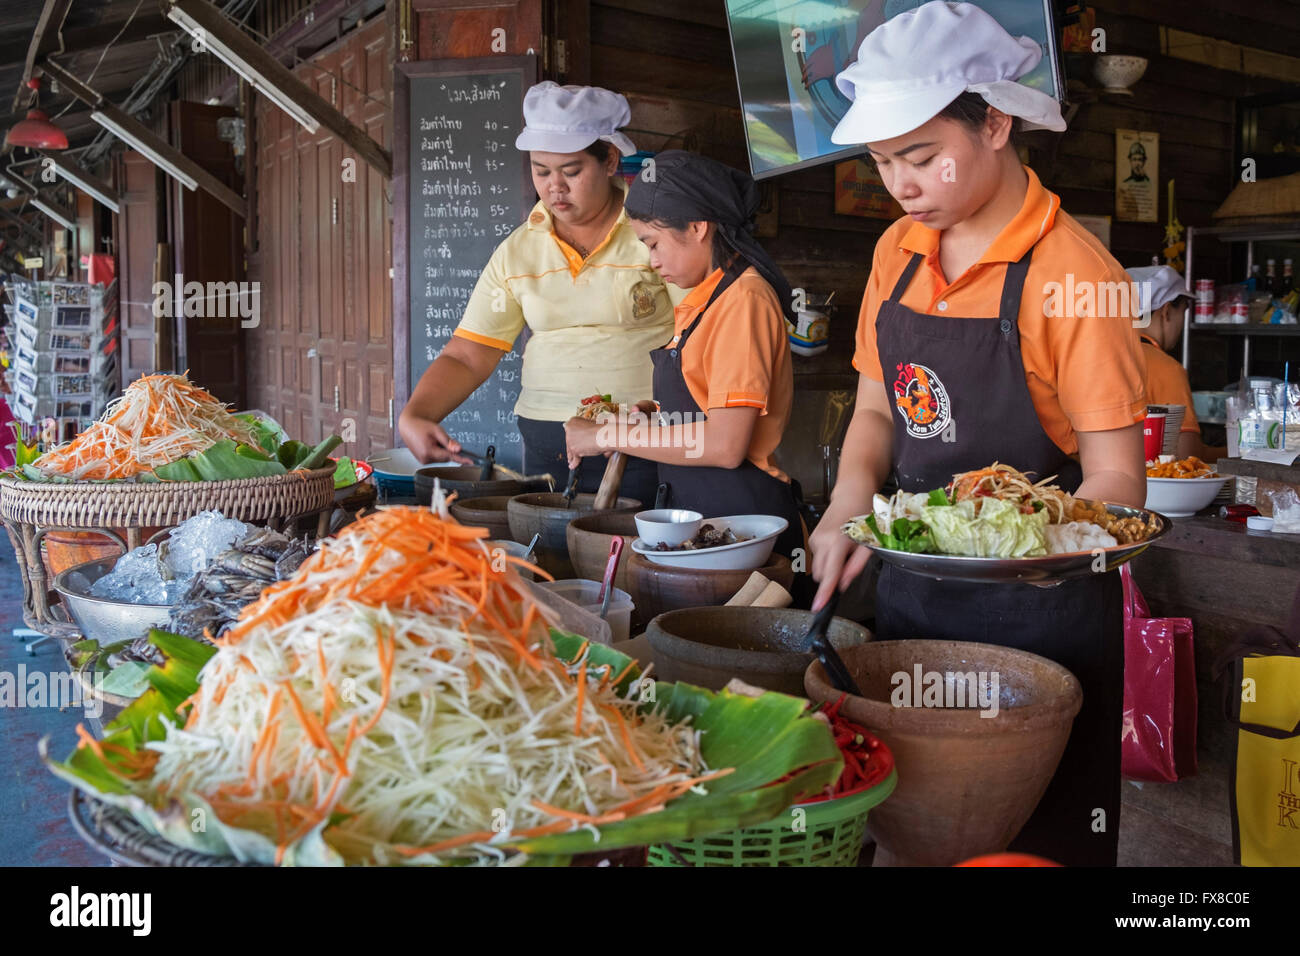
1131 514 1300 684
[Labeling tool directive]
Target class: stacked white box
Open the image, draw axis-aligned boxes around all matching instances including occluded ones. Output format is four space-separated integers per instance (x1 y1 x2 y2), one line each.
2 275 121 429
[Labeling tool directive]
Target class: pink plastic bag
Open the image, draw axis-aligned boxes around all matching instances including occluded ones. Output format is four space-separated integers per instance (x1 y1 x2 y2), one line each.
1121 564 1198 783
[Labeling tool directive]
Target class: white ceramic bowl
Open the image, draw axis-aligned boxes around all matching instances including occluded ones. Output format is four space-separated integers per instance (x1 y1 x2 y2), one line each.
1144 476 1228 518
1093 54 1148 95
634 509 704 547
631 514 788 571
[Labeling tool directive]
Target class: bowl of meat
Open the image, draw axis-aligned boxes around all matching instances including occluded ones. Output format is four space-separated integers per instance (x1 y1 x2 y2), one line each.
630 514 788 571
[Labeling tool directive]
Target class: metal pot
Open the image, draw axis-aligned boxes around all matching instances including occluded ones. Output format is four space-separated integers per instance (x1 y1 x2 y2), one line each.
53 557 174 645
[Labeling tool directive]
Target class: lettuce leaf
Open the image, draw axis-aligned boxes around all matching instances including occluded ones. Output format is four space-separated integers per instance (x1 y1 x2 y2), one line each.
235 413 286 456
921 497 1048 557
333 456 358 489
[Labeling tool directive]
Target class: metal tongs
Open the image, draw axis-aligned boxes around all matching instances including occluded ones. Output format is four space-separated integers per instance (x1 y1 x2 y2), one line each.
457 444 497 480
561 464 581 508
804 591 861 696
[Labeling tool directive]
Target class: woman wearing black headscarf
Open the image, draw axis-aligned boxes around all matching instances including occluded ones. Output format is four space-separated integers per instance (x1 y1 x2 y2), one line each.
563 150 804 556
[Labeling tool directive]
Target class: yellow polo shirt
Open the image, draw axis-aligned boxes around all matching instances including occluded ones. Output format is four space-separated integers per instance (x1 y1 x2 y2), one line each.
454 184 677 422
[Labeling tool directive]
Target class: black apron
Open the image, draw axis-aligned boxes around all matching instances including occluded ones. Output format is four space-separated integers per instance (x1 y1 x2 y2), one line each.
650 274 805 558
874 249 1123 867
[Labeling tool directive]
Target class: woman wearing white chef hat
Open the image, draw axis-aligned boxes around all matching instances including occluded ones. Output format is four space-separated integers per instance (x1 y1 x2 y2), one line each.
400 82 673 505
1127 264 1224 461
810 2 1148 866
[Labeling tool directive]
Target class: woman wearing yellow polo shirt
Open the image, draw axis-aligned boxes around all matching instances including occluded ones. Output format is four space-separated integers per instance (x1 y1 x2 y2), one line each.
563 151 803 557
398 82 674 504
808 3 1147 866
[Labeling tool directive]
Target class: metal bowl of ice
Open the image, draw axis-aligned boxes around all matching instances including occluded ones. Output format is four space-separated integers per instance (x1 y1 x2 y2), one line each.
52 511 254 643
53 557 174 644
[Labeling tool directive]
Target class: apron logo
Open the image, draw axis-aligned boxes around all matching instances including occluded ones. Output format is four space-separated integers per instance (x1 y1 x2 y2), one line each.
893 362 951 439
630 280 660 320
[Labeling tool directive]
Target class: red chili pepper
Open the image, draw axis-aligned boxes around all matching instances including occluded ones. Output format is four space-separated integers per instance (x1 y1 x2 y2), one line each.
824 696 843 721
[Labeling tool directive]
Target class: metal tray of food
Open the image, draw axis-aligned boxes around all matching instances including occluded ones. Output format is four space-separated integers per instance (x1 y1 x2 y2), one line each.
864 504 1170 585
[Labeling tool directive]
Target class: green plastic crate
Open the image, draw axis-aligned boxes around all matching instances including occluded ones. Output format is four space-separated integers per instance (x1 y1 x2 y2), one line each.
648 769 898 867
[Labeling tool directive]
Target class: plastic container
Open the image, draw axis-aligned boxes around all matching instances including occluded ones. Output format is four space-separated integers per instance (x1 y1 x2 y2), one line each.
485 539 535 581
536 579 633 644
371 447 422 499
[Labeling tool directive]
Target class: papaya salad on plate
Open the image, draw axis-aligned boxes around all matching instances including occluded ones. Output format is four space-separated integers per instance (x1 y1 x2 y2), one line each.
842 464 1167 584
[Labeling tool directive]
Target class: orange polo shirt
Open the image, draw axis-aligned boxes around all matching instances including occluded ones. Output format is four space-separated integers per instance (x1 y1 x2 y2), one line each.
853 167 1148 456
1140 335 1200 434
667 266 792 481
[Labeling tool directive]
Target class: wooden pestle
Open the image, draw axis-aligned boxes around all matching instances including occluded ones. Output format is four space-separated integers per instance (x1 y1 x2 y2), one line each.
726 571 771 606
592 451 629 511
725 570 793 608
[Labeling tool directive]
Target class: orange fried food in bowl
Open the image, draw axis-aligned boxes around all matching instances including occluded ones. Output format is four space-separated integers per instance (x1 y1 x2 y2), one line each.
1146 456 1217 479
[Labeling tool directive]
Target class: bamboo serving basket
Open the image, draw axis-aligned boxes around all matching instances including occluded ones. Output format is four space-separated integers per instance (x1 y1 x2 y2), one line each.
0 467 337 638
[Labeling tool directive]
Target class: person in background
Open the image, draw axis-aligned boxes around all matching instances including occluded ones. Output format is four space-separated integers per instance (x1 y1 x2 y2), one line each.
1128 265 1227 462
562 151 804 557
398 82 674 506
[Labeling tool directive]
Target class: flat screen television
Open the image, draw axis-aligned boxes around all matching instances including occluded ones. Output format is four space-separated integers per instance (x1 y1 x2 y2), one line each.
724 0 1064 179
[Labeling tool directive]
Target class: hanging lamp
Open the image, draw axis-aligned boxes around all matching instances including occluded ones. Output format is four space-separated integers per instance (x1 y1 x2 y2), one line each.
5 77 69 150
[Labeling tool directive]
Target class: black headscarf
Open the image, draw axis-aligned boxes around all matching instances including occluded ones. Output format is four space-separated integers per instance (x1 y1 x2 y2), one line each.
624 150 796 324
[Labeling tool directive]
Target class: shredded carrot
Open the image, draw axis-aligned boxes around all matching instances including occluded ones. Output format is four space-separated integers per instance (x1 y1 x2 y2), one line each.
104 504 721 866
574 661 587 735
31 372 268 480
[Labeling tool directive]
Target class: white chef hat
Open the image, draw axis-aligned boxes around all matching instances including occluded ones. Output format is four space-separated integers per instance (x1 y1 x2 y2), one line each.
514 81 637 156
1127 265 1191 316
831 1 1067 145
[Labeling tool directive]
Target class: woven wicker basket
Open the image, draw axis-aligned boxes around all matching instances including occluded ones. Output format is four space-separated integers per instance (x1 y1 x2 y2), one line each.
1213 171 1300 222
66 791 643 867
69 791 266 867
1 468 336 638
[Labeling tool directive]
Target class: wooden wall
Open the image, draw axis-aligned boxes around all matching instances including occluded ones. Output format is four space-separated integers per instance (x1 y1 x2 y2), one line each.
246 12 395 457
589 0 880 368
590 0 1297 396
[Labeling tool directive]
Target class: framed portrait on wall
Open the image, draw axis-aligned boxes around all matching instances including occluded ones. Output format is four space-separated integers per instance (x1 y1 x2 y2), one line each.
1115 129 1159 222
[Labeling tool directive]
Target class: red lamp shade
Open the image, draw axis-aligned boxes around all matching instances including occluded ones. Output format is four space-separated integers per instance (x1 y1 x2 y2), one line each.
5 108 68 150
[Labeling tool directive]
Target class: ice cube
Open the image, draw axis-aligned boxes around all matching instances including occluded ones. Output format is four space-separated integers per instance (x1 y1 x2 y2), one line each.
163 511 253 578
90 543 169 604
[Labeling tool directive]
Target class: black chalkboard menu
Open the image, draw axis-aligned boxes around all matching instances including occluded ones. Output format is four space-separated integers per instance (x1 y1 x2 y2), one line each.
394 56 537 470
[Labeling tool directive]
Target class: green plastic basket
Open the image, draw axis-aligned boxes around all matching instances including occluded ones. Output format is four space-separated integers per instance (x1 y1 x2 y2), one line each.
647 769 898 867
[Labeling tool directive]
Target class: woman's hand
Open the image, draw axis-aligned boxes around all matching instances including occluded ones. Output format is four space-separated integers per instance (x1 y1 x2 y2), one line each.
398 411 474 465
809 514 872 610
563 416 608 469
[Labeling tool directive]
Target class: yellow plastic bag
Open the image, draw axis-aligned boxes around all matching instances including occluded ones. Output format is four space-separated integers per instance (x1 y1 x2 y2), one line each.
1220 641 1300 866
